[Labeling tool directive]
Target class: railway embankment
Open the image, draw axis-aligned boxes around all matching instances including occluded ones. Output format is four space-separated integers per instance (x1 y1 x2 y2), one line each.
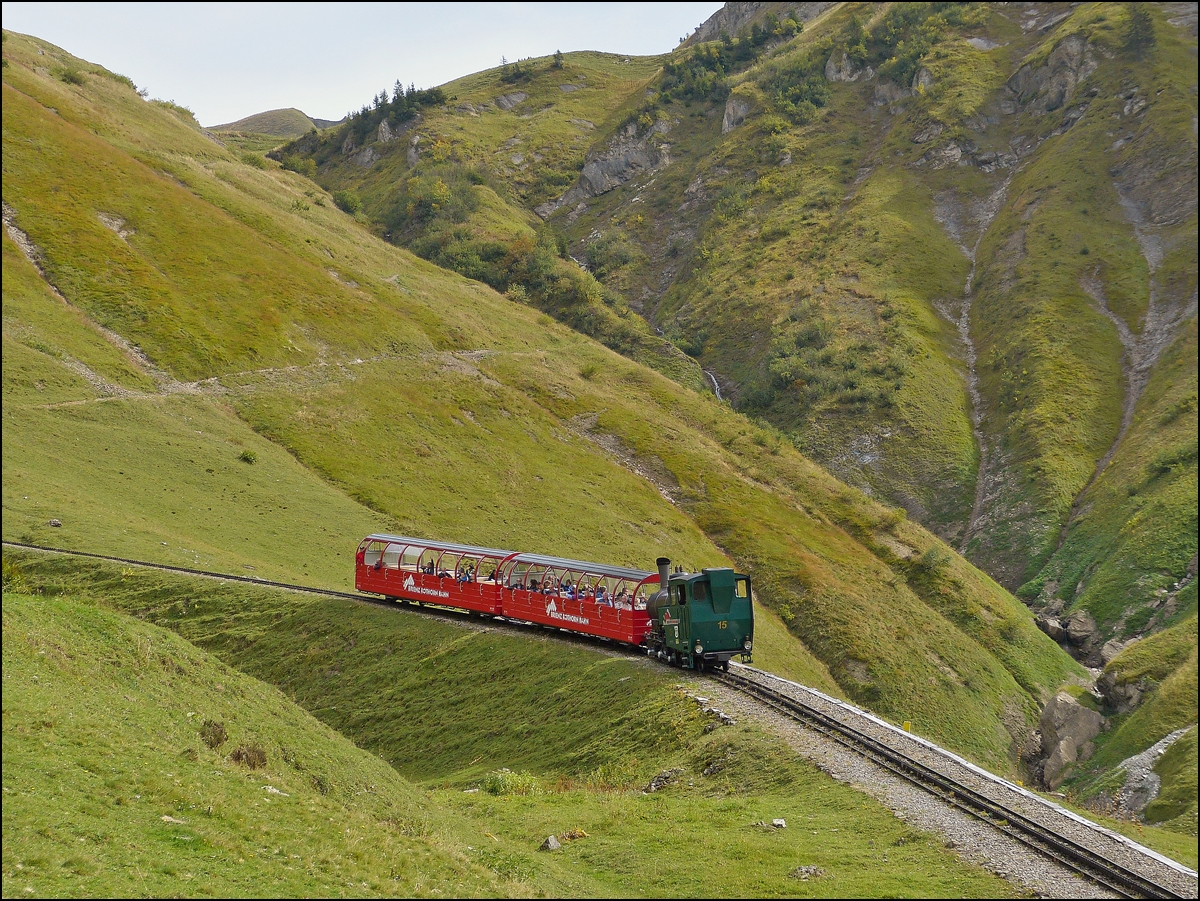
710 665 1198 899
0 548 1034 897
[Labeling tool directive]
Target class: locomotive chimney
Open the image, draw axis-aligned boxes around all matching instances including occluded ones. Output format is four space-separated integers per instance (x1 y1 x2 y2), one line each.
646 556 672 616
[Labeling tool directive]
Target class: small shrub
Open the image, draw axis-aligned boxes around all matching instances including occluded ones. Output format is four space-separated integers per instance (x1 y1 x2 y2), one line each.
289 198 310 213
281 154 317 178
238 450 257 464
579 362 600 380
2 557 25 592
481 768 540 796
241 152 267 169
1161 393 1197 424
332 190 362 214
229 742 267 769
59 67 86 86
199 719 227 750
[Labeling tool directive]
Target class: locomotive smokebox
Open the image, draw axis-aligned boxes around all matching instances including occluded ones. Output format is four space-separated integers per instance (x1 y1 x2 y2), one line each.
646 557 672 615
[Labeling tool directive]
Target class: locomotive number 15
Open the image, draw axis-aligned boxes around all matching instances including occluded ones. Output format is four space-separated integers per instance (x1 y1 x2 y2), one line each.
718 620 728 629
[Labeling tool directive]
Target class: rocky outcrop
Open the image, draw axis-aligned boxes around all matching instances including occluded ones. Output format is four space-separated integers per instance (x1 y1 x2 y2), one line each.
1106 727 1194 819
1034 608 1104 665
1006 32 1097 115
495 92 527 111
1035 614 1066 642
825 49 861 82
377 120 395 143
722 95 751 133
873 81 911 107
353 145 379 168
1097 669 1145 714
535 122 672 218
912 67 934 92
1040 691 1105 789
685 2 836 47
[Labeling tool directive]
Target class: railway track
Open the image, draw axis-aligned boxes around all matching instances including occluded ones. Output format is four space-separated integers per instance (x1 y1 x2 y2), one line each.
5 541 1197 898
717 666 1197 900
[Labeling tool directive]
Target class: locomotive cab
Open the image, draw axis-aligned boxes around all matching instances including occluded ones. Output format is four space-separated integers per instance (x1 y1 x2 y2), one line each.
647 560 753 670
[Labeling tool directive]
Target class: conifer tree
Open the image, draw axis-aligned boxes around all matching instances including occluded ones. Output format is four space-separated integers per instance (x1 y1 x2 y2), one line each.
1126 3 1156 58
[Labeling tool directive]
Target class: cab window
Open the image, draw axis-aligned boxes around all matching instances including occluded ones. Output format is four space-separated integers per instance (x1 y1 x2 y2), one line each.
672 584 686 605
735 578 750 599
692 581 708 602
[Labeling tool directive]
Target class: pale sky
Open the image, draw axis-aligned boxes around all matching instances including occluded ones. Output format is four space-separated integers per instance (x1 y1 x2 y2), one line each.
2 2 726 126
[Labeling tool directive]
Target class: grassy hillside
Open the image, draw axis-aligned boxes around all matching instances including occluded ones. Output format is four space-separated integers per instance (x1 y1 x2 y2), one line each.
1069 613 1198 840
213 107 321 135
298 1 1196 661
1 587 526 897
4 554 1033 896
1 23 1087 782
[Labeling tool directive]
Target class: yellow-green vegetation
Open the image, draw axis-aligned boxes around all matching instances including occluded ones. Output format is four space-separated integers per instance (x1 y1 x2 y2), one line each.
299 0 1196 659
1069 615 1198 838
2 589 526 897
213 107 321 136
277 50 707 390
2 23 1084 782
3 553 1021 897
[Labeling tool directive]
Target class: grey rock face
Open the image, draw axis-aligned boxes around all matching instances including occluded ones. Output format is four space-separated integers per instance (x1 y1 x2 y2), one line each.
1097 670 1144 714
495 92 528 111
873 81 911 107
912 122 944 144
535 124 671 218
1006 32 1097 115
353 146 379 168
1035 614 1065 642
722 96 751 134
825 49 862 83
1039 691 1104 789
377 120 395 144
539 834 561 852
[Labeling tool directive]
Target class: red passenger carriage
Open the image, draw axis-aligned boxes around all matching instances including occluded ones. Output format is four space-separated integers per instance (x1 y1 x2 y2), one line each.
355 535 661 647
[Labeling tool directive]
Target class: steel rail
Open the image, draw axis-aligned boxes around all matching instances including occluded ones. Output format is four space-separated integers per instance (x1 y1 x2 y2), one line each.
4 541 1188 897
716 668 1184 900
0 541 639 652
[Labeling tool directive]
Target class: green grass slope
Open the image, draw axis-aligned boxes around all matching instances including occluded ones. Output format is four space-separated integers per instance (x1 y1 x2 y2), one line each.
1 27 1084 778
4 553 1024 897
504 3 1197 637
1071 614 1199 840
278 50 709 391
213 107 320 136
1 587 526 897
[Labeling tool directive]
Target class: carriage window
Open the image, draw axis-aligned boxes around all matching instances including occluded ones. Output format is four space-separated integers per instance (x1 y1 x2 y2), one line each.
692 581 708 602
735 578 750 599
401 547 422 568
382 544 402 568
364 543 384 566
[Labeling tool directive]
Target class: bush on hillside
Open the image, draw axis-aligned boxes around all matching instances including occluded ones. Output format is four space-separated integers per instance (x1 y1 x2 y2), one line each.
281 154 317 178
332 190 362 214
481 768 540 795
58 66 86 86
199 719 227 749
229 742 267 768
241 152 267 170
